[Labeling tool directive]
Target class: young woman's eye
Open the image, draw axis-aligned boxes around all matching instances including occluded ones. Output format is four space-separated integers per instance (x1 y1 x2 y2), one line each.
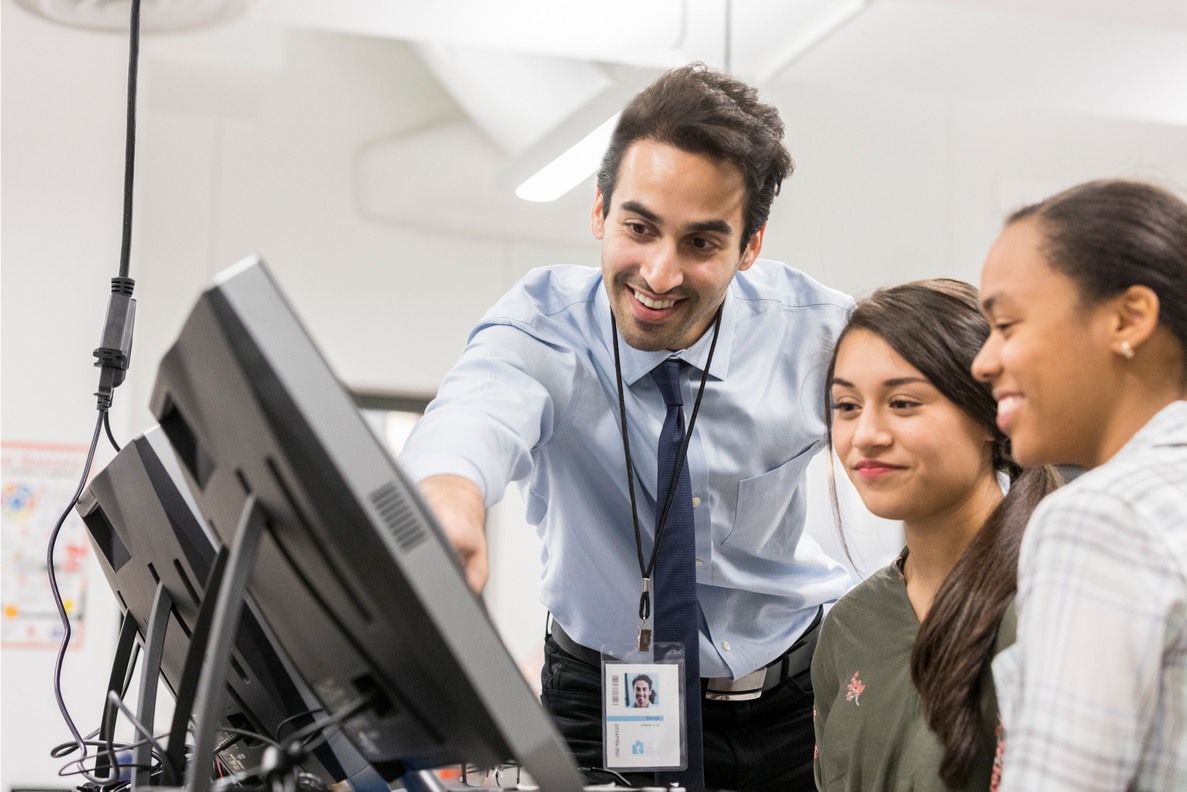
831 401 859 416
889 399 921 410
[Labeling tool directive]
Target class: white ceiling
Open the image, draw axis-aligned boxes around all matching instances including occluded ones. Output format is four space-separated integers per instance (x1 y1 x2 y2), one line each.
256 0 1187 127
247 0 1187 241
17 0 1187 242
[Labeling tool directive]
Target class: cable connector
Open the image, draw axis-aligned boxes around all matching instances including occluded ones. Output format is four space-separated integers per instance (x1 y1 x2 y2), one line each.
94 277 136 410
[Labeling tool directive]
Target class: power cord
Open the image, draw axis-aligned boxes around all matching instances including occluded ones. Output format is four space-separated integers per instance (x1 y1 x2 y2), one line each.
47 413 109 787
209 693 376 792
48 0 144 783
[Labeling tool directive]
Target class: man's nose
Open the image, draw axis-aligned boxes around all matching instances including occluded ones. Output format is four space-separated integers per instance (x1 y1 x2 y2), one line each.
639 244 683 295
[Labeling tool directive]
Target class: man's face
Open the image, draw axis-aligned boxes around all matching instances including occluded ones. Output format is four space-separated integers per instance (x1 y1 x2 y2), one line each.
633 679 651 707
592 139 764 352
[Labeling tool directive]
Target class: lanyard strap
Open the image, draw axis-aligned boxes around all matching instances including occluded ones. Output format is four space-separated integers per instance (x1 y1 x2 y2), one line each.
612 305 723 623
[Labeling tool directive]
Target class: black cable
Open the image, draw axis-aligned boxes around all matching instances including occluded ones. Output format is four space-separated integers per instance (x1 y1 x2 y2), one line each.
104 411 123 453
104 690 176 782
577 766 635 786
281 692 373 750
93 0 141 411
52 0 143 777
52 733 165 787
274 708 324 740
47 412 108 785
213 733 244 755
118 0 142 280
226 692 376 790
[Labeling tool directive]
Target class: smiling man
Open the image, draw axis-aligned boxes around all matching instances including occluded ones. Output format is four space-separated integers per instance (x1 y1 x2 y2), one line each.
633 675 655 709
400 64 852 792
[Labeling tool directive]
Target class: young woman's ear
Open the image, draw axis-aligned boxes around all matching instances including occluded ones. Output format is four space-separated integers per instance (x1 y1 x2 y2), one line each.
1110 284 1161 357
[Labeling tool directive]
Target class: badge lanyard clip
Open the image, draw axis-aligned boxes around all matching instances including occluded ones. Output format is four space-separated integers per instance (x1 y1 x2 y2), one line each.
638 577 652 652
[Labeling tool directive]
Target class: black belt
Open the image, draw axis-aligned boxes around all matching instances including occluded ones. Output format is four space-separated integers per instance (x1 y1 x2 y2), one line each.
549 605 823 702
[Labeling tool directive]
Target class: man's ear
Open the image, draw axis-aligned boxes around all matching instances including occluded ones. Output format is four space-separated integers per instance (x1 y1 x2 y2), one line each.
738 223 766 271
591 189 606 241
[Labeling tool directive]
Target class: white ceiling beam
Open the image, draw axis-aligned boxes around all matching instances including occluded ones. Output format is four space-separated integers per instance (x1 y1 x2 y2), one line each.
256 0 689 65
415 43 612 156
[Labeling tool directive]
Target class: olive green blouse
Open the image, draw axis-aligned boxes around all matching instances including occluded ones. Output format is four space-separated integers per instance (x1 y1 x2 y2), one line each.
811 554 1012 791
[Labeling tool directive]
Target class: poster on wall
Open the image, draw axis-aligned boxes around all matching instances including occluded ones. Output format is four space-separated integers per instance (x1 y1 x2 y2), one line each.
2 441 91 649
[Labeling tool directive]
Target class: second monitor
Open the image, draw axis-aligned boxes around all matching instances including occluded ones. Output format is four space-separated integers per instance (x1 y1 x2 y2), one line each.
149 255 585 791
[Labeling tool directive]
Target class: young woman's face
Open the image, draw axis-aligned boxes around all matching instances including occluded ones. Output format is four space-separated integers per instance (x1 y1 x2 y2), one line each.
831 329 994 526
972 219 1119 468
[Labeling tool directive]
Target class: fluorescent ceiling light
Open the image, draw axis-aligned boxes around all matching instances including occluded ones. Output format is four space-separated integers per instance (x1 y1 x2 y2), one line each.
514 113 620 202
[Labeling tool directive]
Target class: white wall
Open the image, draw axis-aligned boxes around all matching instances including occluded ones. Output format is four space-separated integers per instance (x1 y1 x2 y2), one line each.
4 3 1187 790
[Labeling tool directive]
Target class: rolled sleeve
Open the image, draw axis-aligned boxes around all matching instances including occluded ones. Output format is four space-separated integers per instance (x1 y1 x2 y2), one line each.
400 323 575 507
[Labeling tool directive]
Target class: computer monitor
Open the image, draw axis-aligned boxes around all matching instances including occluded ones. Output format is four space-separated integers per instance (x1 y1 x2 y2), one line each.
148 255 585 791
77 426 380 790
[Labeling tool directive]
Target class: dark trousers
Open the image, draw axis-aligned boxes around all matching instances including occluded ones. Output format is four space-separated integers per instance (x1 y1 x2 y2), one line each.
540 635 816 792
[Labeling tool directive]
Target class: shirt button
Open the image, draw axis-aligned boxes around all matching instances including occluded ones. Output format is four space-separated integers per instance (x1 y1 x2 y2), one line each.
692 496 702 508
721 641 731 652
695 558 703 567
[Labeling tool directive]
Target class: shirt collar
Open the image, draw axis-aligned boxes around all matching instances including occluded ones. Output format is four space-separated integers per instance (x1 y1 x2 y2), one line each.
597 277 739 387
1111 399 1187 461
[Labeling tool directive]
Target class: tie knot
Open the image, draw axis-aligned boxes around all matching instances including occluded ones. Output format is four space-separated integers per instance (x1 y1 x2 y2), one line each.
651 359 684 408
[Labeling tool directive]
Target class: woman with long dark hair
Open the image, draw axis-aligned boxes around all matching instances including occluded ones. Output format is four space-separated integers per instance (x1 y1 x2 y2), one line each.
812 279 1059 790
973 179 1187 791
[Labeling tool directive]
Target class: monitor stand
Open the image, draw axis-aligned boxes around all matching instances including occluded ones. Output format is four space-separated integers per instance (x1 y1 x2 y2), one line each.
136 495 459 792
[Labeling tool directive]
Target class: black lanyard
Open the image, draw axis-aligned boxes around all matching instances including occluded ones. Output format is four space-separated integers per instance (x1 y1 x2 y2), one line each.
611 305 723 625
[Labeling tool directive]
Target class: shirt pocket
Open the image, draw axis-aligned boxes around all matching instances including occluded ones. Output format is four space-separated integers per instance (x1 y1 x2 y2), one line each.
722 443 817 558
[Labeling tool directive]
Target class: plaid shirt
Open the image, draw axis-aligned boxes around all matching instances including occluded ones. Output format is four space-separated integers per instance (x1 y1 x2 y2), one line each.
994 400 1187 791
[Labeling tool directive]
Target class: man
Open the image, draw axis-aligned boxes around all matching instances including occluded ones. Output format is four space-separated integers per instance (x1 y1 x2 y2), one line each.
401 63 851 791
633 675 655 709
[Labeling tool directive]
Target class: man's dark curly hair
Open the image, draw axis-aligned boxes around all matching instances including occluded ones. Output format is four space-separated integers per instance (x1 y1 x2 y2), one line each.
595 63 794 252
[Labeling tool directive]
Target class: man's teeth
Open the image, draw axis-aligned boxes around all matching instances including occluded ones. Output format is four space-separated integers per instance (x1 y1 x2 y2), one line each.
634 290 676 310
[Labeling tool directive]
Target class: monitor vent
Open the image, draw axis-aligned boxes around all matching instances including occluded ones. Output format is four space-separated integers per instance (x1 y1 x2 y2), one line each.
370 482 426 553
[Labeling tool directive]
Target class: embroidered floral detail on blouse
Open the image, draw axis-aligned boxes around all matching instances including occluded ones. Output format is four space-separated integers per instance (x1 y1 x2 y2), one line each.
845 671 865 705
989 720 1005 792
812 706 819 759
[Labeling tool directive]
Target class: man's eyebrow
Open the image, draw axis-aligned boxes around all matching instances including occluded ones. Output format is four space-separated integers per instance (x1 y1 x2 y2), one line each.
686 219 733 236
981 294 999 314
620 201 733 236
620 200 660 224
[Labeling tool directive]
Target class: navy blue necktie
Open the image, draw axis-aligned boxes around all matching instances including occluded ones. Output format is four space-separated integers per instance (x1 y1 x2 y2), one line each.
650 359 704 791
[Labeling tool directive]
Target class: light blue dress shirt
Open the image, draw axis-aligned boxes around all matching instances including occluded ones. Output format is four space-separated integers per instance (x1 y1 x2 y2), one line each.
400 260 853 679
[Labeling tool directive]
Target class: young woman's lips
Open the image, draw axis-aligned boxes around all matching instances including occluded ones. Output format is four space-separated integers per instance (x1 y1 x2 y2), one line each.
853 460 905 479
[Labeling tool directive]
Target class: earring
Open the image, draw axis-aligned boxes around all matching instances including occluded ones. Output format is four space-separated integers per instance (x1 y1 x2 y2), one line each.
1120 341 1135 360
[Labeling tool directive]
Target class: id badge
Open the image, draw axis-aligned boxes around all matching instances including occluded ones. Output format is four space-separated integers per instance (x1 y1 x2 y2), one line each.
600 642 687 771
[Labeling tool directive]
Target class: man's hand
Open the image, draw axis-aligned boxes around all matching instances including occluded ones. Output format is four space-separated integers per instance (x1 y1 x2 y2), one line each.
417 474 489 592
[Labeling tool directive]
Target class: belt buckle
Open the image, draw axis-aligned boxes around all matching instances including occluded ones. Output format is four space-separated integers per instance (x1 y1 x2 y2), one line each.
705 668 766 702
